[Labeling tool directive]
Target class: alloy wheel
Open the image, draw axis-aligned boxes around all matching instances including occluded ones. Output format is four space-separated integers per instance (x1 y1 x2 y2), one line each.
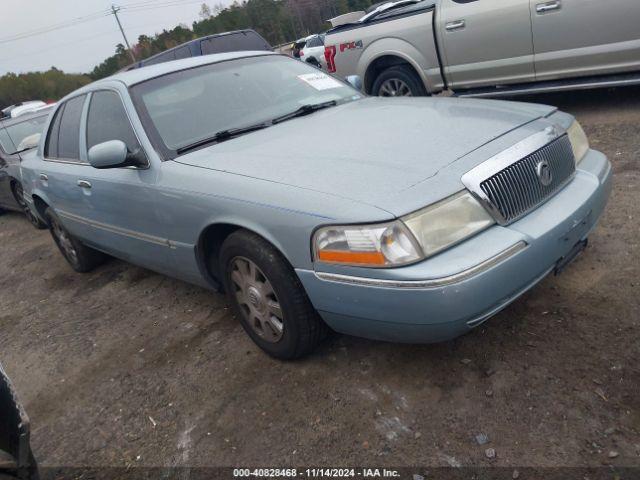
50 217 79 265
379 78 413 97
230 256 284 343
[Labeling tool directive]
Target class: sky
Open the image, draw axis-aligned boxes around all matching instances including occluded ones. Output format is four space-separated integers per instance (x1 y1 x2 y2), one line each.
0 0 233 76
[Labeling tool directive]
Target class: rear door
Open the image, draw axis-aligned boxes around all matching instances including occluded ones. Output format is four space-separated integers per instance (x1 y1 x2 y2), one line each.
530 0 640 80
437 0 535 89
39 95 90 236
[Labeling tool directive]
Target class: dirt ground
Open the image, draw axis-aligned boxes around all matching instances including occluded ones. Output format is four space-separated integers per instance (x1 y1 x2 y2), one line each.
1 86 639 472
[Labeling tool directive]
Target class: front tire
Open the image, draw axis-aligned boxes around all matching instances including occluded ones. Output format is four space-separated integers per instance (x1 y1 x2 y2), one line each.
372 65 427 97
219 230 328 360
44 207 106 273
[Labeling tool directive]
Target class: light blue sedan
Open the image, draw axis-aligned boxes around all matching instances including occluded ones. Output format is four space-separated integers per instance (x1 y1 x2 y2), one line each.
21 52 612 359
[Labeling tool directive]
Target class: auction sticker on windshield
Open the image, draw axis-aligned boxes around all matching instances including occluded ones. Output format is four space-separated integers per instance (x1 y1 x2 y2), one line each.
298 73 344 90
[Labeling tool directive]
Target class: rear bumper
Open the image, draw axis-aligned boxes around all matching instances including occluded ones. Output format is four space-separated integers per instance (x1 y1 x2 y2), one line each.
296 149 612 343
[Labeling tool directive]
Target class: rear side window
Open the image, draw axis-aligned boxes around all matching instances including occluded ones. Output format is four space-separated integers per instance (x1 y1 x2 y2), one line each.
200 32 270 55
0 128 15 154
143 50 175 66
45 95 85 160
173 46 191 60
0 115 47 155
44 106 64 158
57 95 86 160
307 36 323 48
87 90 142 155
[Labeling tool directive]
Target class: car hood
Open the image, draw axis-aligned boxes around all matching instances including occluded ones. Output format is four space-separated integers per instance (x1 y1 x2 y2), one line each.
175 97 556 215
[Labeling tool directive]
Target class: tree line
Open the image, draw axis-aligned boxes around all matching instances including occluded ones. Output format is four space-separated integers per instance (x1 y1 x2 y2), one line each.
1 0 378 109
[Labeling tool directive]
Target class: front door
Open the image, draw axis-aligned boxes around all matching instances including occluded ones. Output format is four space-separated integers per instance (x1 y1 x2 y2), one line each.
73 89 172 275
437 0 535 89
530 0 640 81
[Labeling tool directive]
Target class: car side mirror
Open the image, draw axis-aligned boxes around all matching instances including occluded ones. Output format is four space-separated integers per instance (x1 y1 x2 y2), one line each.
346 75 363 91
88 140 145 169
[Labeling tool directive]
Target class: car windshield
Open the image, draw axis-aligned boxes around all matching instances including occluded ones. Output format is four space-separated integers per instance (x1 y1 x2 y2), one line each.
0 115 48 155
131 55 362 156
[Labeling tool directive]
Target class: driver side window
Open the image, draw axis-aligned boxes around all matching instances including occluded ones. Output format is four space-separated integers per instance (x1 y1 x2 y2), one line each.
86 90 144 159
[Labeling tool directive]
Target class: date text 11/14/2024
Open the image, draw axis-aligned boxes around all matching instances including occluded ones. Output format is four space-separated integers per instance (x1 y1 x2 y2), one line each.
233 468 402 478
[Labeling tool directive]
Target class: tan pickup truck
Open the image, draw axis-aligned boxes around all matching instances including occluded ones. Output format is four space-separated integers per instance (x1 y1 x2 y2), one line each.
324 0 640 97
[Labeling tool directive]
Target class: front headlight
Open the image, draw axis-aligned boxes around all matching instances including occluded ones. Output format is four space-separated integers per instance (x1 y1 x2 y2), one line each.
403 191 495 258
313 191 495 268
567 120 589 165
313 221 423 267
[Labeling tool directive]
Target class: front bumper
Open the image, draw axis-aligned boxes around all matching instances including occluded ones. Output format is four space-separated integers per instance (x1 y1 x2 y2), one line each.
296 149 612 343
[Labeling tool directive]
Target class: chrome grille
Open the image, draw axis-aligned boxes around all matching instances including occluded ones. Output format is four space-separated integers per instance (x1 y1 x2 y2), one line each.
479 135 575 223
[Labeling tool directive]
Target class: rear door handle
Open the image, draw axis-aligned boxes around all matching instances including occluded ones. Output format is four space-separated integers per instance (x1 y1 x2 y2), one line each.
77 180 92 189
445 20 466 31
536 1 561 13
39 174 48 181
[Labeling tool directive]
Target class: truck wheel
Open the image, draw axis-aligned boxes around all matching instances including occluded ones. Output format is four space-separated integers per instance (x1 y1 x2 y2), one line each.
372 65 427 97
44 207 107 273
219 230 328 360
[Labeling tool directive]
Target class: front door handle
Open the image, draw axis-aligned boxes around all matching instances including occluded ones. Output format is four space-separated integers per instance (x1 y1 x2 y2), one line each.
536 1 561 13
445 20 466 31
39 174 48 181
77 180 92 189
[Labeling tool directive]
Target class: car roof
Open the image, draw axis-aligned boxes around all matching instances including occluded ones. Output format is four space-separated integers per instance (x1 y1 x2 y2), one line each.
0 107 53 128
80 50 279 91
131 29 269 68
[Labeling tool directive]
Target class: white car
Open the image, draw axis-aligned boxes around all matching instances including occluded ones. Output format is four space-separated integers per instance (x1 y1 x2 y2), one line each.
299 34 325 68
1 101 48 119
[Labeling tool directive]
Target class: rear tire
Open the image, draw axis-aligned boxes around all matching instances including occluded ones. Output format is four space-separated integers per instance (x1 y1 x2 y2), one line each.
44 207 106 273
372 65 428 97
218 230 328 360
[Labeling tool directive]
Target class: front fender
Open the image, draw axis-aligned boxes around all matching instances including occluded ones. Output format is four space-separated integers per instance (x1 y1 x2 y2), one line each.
197 214 300 269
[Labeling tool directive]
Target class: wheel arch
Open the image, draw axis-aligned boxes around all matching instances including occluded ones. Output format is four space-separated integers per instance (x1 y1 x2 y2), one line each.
195 221 295 290
358 38 437 94
31 192 51 224
8 177 20 199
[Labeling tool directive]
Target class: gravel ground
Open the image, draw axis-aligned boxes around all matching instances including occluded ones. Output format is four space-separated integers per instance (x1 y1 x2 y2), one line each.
0 86 638 472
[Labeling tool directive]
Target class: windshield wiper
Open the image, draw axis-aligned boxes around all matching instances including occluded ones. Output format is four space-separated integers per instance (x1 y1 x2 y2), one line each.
176 123 270 154
271 100 337 125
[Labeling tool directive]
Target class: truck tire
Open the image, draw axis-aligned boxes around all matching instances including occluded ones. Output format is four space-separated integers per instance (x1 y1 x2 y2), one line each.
372 65 428 97
219 229 328 360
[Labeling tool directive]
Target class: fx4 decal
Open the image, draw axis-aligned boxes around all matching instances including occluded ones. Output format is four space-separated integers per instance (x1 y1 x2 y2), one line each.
339 40 364 52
